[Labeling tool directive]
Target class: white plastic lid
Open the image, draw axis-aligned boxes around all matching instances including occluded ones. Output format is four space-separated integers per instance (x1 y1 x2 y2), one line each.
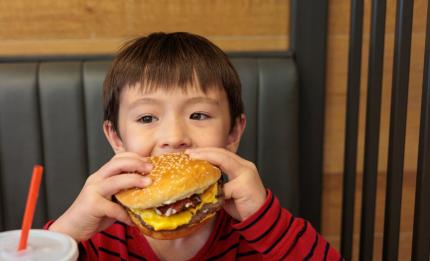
0 229 78 261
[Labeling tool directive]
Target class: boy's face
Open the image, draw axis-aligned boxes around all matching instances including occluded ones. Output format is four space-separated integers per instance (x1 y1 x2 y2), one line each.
104 83 245 157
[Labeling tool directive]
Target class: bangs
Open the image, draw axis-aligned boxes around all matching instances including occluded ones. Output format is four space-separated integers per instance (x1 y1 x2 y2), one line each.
110 33 230 94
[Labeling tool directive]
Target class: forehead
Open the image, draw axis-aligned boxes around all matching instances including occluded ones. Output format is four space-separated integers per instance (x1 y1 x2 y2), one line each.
119 82 228 107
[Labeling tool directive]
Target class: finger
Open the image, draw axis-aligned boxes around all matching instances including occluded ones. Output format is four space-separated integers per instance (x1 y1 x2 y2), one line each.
101 200 134 226
114 152 151 161
99 173 152 197
186 147 247 179
96 157 153 179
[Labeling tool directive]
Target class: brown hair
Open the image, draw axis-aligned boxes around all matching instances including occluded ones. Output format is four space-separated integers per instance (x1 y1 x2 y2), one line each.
103 32 244 133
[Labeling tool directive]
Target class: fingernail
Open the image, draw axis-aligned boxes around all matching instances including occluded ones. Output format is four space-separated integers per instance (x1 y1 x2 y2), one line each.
145 163 153 171
142 177 152 186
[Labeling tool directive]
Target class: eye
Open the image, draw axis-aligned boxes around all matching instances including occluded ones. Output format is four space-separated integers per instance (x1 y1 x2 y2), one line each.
138 115 158 124
190 112 210 120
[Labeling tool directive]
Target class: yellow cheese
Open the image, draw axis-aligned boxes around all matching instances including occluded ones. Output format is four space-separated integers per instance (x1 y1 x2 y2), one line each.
132 183 219 231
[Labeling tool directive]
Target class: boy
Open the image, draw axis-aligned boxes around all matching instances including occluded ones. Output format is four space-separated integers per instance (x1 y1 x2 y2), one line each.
47 32 343 260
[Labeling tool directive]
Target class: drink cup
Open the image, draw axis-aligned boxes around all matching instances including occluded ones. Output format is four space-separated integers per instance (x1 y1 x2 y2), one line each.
0 229 78 261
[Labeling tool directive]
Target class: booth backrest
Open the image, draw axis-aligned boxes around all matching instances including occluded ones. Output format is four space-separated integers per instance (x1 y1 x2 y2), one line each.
0 55 299 230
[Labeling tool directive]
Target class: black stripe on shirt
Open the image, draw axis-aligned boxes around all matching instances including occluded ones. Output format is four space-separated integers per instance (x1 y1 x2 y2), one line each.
279 221 308 260
237 193 274 232
303 230 318 261
129 250 148 260
248 205 282 243
237 250 259 257
220 228 237 241
263 216 295 254
114 221 128 229
207 243 240 260
78 242 86 256
99 246 126 261
100 231 127 246
323 242 329 261
88 239 98 256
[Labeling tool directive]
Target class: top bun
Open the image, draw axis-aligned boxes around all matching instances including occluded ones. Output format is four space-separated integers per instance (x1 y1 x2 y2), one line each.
115 153 221 209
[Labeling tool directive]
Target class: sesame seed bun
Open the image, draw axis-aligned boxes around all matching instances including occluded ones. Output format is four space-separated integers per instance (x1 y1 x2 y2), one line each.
115 153 221 209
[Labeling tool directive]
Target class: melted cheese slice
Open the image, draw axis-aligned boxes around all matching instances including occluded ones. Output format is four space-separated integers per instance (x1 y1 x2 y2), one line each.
131 183 218 231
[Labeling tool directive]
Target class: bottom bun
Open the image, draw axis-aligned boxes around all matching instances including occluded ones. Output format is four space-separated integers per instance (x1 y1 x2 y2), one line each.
129 211 216 240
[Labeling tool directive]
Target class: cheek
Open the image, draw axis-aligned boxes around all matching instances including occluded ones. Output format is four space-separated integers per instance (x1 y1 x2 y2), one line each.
122 128 155 157
191 123 229 147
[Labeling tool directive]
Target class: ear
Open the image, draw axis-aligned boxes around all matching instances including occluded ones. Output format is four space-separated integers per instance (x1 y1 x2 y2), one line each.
103 121 125 153
226 114 246 152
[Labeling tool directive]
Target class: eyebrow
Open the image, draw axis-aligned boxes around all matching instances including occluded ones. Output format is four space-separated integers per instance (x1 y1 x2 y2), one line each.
129 96 220 108
186 97 220 106
129 98 160 107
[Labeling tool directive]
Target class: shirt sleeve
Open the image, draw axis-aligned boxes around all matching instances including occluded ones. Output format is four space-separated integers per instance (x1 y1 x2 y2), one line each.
43 220 55 230
232 190 344 260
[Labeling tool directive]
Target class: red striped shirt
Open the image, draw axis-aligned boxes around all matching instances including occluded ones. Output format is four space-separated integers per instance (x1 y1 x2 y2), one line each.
47 190 343 260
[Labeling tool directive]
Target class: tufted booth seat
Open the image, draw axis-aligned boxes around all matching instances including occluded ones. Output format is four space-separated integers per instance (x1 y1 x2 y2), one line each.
0 54 299 230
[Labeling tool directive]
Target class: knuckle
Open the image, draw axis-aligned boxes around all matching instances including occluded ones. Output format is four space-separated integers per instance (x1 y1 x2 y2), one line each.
226 155 234 166
84 175 97 186
127 174 141 184
242 161 257 173
113 153 125 159
247 162 258 172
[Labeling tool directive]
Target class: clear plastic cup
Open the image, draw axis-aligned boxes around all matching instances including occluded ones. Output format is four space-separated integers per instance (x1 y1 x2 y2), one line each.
0 229 78 261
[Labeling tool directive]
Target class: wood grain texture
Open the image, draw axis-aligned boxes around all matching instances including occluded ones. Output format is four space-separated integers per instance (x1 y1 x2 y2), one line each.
0 0 289 55
322 171 416 261
324 1 426 175
328 0 427 35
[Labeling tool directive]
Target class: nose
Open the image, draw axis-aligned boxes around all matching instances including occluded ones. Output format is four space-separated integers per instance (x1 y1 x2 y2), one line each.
158 117 191 151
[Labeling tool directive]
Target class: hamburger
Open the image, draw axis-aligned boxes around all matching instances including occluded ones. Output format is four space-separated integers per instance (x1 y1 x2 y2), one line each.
114 152 224 240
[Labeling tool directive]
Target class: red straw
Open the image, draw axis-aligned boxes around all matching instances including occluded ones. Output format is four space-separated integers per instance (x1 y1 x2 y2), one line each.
17 165 44 251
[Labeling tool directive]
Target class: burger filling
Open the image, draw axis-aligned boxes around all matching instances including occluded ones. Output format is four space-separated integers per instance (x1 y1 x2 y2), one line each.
130 182 222 231
154 194 202 216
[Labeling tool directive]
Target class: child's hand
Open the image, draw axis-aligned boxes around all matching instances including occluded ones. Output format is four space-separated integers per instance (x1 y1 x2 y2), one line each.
48 152 153 241
186 148 266 221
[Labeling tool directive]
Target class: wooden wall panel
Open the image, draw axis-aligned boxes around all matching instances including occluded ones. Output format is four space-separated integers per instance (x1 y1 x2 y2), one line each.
0 0 289 55
329 0 427 35
323 171 416 260
324 34 424 174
